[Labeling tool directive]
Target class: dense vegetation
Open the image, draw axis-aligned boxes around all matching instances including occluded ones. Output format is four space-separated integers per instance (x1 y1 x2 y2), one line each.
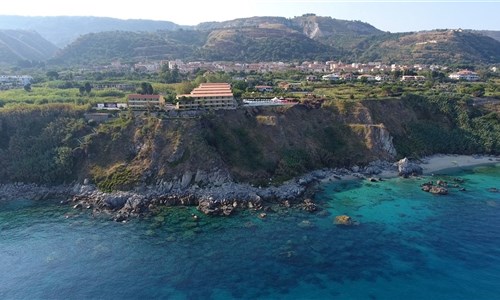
366 94 500 157
0 105 89 183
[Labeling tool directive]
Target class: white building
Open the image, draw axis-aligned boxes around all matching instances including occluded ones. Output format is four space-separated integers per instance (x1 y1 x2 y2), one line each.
0 75 33 86
449 70 480 81
322 73 341 81
176 83 236 111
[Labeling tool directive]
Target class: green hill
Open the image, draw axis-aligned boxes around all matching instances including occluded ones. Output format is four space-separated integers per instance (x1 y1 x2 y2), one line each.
197 14 383 49
351 30 500 64
199 27 335 61
53 30 207 65
4 14 495 66
0 30 58 64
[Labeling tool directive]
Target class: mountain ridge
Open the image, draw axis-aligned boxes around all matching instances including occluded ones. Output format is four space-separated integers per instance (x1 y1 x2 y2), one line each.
0 15 181 47
1 15 499 65
0 29 58 64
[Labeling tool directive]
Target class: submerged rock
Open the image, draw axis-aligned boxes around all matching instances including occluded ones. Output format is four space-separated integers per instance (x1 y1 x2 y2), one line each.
334 215 357 226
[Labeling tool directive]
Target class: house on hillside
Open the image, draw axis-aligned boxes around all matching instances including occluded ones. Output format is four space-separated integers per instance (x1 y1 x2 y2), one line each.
95 102 128 110
278 81 302 91
255 85 274 93
322 73 340 81
306 75 318 82
357 74 377 82
0 75 33 89
448 70 480 81
127 94 165 110
401 75 426 82
93 83 136 91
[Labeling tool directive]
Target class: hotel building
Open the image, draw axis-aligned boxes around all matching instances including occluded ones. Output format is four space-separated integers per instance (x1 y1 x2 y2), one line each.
176 83 236 110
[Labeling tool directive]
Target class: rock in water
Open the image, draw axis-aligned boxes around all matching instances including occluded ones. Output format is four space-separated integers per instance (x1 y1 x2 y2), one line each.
429 186 448 195
334 215 353 226
397 157 423 177
302 198 317 212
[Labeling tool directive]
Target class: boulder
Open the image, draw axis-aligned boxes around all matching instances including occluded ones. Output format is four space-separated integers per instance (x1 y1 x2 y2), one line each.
103 194 128 209
437 180 447 187
334 215 354 226
429 186 448 195
302 198 317 212
397 157 423 177
421 185 431 192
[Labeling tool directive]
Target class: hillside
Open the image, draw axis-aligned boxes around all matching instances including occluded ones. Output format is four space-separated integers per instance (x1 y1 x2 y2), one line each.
197 14 383 49
352 30 500 64
0 94 498 188
0 29 58 64
199 27 335 61
0 15 180 47
475 30 500 42
2 15 499 65
53 30 207 65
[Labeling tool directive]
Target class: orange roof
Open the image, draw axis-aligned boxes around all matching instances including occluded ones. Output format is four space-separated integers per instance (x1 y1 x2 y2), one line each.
177 82 233 99
191 90 232 94
178 93 233 98
199 83 230 86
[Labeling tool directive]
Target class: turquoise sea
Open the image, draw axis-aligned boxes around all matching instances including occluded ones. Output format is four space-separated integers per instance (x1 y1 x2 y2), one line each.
1 164 500 299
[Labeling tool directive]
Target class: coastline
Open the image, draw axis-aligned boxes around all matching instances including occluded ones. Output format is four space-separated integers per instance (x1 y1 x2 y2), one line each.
1 154 499 221
418 154 500 174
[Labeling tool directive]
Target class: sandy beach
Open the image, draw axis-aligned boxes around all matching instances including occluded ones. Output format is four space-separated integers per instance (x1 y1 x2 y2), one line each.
418 154 500 174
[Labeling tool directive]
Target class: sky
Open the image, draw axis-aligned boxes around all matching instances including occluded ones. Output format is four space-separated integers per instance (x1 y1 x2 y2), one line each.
1 0 499 32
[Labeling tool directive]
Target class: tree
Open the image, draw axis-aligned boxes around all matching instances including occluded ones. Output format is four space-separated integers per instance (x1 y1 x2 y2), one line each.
176 81 194 95
141 82 154 94
84 82 92 95
23 84 31 92
79 86 85 96
46 71 59 80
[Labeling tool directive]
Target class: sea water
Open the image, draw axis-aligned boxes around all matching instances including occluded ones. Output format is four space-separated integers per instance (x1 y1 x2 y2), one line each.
1 164 499 299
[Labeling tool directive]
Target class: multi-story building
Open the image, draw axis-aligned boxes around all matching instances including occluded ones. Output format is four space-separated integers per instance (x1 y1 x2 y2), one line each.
401 75 426 82
176 83 236 110
448 70 480 81
127 94 165 110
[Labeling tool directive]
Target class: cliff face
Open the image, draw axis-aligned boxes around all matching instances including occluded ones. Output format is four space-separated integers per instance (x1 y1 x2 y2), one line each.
1 95 498 190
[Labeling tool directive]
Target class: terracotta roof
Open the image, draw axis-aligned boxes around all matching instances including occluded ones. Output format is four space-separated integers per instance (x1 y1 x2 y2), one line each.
178 93 233 98
191 90 232 94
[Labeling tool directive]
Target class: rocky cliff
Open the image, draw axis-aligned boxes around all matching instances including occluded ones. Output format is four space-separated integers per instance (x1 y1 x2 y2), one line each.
1 94 499 191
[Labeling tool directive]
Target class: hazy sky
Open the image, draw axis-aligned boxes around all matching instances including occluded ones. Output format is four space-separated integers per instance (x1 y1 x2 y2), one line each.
2 0 499 32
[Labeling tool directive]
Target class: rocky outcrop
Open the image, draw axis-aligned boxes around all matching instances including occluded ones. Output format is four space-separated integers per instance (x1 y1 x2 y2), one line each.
421 181 449 195
334 215 359 226
429 186 448 195
2 158 405 222
396 157 423 177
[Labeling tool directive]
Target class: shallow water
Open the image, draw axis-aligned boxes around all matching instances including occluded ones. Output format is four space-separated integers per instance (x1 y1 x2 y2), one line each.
1 164 499 299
